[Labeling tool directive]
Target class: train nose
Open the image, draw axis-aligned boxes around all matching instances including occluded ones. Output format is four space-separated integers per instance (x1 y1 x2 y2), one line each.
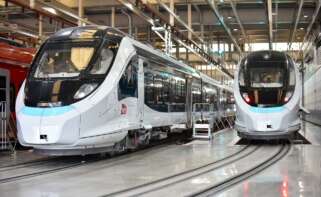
17 106 80 145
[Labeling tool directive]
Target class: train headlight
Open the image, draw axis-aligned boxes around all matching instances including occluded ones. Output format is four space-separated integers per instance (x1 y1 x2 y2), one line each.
242 93 250 103
284 91 293 103
74 83 98 99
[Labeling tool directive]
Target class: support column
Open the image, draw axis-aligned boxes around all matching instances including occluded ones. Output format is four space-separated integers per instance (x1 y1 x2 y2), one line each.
187 3 192 40
111 7 115 27
176 42 179 59
186 48 189 62
38 14 43 38
78 0 84 26
228 43 232 61
147 26 151 43
200 11 204 46
135 27 138 39
170 0 174 26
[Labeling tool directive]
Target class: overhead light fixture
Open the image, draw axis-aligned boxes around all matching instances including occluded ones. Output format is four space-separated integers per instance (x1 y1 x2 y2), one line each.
43 7 57 15
303 15 308 18
227 16 233 20
233 28 238 31
300 27 304 30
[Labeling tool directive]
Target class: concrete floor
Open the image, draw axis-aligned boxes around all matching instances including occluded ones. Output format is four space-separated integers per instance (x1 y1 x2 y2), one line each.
0 122 320 197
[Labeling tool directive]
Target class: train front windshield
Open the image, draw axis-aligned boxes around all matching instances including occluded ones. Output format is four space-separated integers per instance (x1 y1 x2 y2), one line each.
239 52 296 107
34 41 101 78
25 27 123 107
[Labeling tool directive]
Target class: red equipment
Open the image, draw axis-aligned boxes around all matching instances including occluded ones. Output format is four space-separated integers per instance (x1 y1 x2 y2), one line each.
0 38 35 113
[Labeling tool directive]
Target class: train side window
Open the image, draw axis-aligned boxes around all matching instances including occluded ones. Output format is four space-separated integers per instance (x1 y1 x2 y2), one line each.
144 71 154 106
144 70 169 112
170 75 186 112
118 58 138 100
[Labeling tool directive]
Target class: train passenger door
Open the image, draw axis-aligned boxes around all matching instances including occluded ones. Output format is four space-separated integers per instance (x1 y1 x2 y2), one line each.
186 77 192 128
137 58 145 125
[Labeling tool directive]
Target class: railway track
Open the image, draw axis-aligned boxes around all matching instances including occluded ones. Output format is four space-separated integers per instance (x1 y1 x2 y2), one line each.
102 144 256 196
193 144 291 196
103 144 290 197
0 134 188 184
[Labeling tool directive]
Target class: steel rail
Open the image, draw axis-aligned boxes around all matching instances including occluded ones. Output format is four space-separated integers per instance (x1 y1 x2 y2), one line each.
0 134 188 184
102 144 257 197
191 144 291 196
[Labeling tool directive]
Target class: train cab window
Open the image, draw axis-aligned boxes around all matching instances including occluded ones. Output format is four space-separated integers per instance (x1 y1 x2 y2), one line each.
118 58 138 100
90 42 118 75
34 40 100 78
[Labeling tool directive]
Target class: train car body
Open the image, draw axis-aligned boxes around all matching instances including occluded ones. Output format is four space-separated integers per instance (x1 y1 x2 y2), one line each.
234 50 301 139
16 26 233 155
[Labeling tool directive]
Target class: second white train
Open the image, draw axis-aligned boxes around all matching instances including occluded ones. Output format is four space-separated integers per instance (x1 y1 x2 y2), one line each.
234 50 301 139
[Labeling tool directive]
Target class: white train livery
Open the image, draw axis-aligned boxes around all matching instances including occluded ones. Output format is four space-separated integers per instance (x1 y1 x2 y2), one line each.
234 50 301 139
16 26 234 155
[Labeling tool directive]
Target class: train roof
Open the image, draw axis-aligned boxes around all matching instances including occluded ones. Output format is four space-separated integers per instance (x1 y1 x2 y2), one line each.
51 26 229 88
128 37 201 78
50 25 125 41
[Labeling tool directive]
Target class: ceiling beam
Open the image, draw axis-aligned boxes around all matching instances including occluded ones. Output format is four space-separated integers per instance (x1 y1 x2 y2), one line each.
229 0 249 50
288 0 304 50
301 0 321 53
7 0 76 26
117 0 233 79
157 0 204 43
206 0 243 54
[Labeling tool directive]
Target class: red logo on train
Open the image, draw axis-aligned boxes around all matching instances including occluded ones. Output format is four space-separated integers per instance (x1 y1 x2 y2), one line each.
121 104 127 115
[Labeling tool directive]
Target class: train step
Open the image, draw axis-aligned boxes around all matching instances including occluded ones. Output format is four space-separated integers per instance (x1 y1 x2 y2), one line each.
193 123 212 140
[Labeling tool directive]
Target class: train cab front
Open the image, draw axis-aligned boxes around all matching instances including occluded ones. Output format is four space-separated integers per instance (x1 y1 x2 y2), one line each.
16 26 121 152
234 51 301 139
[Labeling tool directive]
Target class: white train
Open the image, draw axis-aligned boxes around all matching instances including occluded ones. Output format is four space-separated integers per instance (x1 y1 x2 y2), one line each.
16 26 234 155
234 50 301 139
